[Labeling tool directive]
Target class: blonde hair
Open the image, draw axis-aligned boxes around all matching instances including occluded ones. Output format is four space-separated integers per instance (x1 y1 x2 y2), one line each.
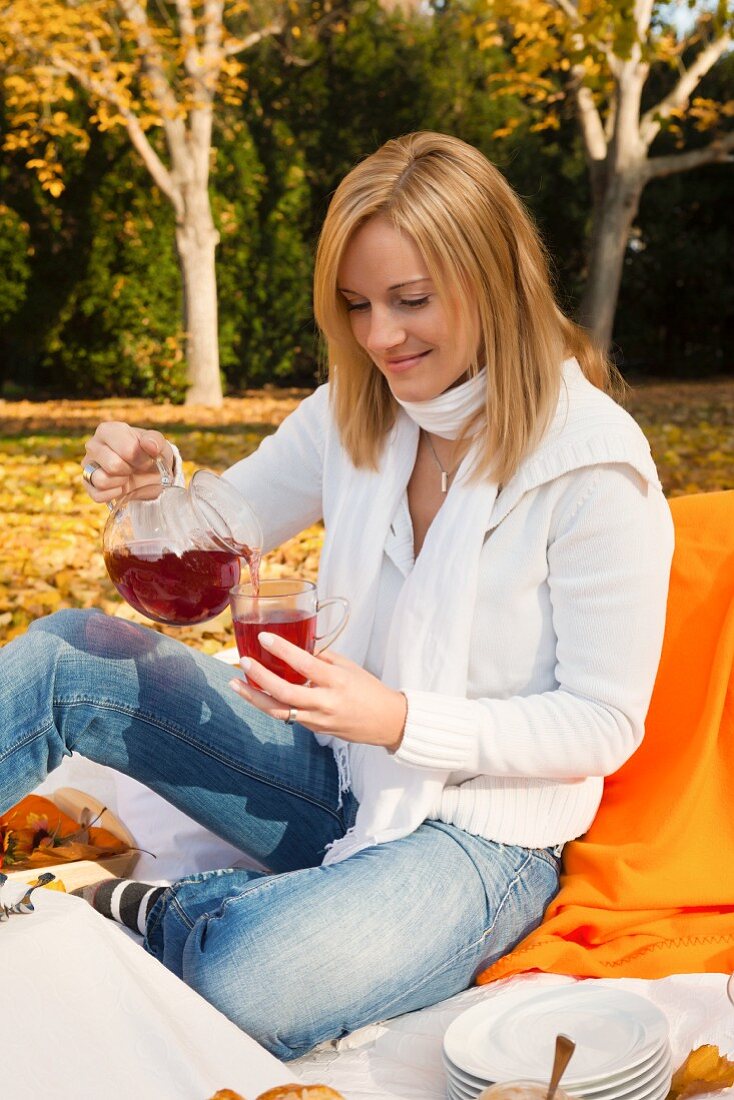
313 131 615 485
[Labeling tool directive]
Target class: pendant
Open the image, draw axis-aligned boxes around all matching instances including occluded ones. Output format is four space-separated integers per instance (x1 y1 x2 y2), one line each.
441 471 449 493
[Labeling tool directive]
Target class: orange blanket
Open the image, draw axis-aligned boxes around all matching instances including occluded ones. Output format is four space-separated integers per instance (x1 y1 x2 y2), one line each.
477 490 734 983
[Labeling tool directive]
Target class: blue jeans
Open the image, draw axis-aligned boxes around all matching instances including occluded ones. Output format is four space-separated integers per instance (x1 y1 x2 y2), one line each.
0 610 561 1060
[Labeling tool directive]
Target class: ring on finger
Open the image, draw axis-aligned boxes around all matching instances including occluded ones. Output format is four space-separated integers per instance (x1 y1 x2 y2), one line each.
285 706 298 726
82 460 102 487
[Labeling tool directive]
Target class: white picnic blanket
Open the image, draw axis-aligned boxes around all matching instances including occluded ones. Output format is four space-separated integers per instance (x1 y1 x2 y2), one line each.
4 892 734 1100
18 758 734 1100
0 889 300 1100
293 971 734 1100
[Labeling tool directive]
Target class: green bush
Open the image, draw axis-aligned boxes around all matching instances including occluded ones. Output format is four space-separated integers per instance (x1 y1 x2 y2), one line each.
0 203 31 327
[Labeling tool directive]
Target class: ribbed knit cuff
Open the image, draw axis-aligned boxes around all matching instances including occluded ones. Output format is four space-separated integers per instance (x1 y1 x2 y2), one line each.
393 691 479 772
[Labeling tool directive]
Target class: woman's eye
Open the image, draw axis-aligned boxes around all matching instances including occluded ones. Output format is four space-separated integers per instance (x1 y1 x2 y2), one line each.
401 296 430 308
345 301 369 313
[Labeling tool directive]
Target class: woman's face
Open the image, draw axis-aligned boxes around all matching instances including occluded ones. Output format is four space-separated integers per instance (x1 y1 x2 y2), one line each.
337 215 478 403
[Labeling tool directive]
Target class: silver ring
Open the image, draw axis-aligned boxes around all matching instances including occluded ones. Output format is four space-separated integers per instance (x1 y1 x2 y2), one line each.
285 707 298 726
82 460 102 487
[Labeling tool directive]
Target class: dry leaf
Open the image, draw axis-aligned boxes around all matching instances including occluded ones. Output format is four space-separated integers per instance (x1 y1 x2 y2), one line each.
0 795 129 870
668 1045 734 1100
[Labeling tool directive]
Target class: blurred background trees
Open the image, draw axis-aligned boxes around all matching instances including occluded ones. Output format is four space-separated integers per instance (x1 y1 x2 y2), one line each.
0 0 731 403
470 0 734 349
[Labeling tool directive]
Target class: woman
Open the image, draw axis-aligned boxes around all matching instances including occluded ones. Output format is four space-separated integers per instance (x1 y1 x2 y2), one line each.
0 132 673 1059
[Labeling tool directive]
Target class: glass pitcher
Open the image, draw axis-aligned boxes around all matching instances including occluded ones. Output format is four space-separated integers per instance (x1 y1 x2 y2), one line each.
103 463 263 626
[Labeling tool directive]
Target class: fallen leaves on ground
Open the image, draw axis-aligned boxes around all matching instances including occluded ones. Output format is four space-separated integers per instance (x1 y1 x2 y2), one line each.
621 379 734 497
0 379 732 650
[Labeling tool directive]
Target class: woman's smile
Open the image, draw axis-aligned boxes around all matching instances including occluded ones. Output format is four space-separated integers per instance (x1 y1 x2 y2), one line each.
384 350 432 373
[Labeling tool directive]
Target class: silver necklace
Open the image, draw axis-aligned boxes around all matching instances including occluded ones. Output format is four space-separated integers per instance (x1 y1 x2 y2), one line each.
423 431 461 494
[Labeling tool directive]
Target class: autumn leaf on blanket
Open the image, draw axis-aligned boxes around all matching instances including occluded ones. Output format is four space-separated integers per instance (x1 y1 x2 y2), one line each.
0 795 130 869
667 1045 734 1100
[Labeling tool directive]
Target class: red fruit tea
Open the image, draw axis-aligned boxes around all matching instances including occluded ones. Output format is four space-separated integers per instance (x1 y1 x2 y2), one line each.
233 610 316 685
105 541 241 625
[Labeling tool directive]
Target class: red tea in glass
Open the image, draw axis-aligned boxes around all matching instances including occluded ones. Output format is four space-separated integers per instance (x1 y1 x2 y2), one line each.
105 541 240 626
233 611 317 684
230 579 349 688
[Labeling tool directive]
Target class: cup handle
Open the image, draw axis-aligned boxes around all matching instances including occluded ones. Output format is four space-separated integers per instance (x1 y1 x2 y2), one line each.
314 597 350 656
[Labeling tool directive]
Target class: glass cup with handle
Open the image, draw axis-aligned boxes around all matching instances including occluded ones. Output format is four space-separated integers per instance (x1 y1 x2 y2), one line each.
229 578 350 686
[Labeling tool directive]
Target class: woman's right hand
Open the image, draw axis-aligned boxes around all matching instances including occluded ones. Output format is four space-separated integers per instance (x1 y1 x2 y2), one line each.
81 422 175 505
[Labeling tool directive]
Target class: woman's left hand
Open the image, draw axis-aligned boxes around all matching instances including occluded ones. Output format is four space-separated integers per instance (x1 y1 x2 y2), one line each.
228 632 407 752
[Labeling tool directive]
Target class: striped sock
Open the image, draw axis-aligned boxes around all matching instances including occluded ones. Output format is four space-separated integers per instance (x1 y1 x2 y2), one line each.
86 878 165 935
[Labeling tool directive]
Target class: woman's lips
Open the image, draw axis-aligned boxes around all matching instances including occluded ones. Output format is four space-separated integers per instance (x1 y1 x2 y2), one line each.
384 350 431 373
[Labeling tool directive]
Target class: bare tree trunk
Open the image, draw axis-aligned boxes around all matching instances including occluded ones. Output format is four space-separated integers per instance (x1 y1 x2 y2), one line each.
578 169 645 350
175 184 223 407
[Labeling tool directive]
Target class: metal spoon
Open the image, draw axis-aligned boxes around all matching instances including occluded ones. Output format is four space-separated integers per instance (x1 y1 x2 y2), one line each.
547 1033 576 1100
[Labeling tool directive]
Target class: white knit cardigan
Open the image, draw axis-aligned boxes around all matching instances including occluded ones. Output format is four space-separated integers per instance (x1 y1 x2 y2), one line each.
222 361 674 852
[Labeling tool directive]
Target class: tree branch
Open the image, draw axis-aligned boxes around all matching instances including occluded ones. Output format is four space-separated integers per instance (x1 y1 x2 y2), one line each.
200 0 225 94
639 31 732 148
644 129 734 179
43 49 182 213
203 0 224 59
574 78 608 163
223 21 284 57
633 0 655 43
547 0 614 161
548 0 620 74
174 0 202 85
550 0 580 26
114 0 187 161
119 109 183 215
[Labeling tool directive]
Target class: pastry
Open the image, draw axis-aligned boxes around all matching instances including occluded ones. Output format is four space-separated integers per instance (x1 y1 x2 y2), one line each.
257 1088 345 1100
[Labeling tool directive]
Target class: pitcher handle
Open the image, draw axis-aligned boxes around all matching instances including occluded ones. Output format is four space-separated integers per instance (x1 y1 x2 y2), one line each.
106 455 172 512
314 597 350 655
156 455 173 487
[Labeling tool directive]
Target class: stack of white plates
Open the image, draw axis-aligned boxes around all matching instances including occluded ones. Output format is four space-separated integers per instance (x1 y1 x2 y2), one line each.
442 984 672 1100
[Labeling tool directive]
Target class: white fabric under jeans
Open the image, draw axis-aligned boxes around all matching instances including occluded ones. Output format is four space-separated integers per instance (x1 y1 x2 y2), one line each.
0 609 561 1060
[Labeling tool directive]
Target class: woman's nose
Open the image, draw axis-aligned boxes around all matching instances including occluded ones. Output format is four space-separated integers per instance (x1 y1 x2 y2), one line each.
365 307 406 354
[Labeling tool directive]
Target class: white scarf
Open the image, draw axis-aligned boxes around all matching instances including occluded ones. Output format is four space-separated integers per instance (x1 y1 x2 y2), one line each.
394 369 487 439
316 375 498 864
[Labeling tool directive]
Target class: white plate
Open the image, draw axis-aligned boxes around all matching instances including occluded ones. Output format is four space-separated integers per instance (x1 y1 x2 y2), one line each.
443 984 669 1085
446 1077 474 1100
571 1047 671 1098
445 1066 672 1100
443 1042 671 1098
